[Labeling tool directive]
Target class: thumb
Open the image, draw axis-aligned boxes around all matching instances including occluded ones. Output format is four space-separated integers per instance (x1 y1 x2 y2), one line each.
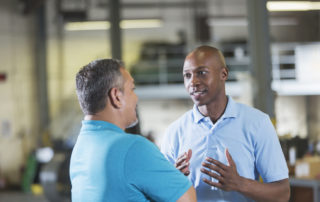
225 148 235 167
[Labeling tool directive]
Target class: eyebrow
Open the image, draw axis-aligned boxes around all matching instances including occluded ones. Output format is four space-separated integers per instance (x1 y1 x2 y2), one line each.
183 66 209 72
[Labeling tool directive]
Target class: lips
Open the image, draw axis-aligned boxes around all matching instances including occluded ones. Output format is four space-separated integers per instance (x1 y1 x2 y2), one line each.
190 89 207 100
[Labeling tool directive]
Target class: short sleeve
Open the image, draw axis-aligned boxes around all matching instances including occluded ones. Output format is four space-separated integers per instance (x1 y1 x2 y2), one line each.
254 115 289 182
160 126 178 165
125 137 192 202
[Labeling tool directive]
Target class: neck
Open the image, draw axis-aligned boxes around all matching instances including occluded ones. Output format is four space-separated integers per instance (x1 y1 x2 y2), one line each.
84 109 125 130
198 95 228 123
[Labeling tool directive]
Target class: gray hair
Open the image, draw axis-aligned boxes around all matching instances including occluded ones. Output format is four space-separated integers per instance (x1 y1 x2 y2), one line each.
76 59 124 115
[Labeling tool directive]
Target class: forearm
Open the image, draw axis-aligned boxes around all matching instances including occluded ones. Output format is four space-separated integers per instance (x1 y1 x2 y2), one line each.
177 186 197 202
237 178 290 202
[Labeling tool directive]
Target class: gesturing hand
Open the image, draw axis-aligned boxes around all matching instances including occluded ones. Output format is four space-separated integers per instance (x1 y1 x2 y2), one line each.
200 148 241 191
175 149 192 176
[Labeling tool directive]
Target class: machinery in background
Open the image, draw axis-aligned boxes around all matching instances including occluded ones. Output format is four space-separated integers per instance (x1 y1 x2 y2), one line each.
130 41 186 85
39 141 72 202
37 99 82 202
130 40 252 85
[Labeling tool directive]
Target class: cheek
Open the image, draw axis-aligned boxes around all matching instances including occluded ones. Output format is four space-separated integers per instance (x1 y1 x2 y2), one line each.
184 79 190 88
130 95 137 107
207 78 216 85
133 93 138 103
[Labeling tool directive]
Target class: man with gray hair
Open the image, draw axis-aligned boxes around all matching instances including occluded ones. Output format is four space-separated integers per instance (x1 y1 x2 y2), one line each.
70 59 196 202
161 46 290 202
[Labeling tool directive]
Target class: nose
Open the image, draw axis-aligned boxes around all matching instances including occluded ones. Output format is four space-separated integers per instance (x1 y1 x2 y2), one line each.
134 92 138 102
190 75 200 87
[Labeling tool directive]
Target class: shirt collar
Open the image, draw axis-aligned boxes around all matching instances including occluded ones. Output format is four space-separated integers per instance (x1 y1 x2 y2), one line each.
81 120 124 133
192 105 205 123
192 95 238 124
223 95 238 119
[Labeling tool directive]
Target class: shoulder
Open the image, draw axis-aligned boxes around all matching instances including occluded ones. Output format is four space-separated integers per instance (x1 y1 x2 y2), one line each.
232 102 274 139
236 102 268 117
101 133 152 155
235 102 270 124
117 132 144 144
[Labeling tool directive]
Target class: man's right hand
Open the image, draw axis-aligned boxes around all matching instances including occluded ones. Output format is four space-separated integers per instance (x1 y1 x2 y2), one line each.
175 149 192 176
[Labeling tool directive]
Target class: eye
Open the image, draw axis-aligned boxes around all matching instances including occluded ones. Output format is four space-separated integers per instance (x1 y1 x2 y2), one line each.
198 71 207 76
183 73 192 79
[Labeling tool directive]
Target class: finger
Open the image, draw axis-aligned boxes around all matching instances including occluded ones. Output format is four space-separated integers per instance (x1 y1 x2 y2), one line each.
182 164 190 171
200 168 223 182
176 161 189 170
181 166 190 176
182 167 189 172
202 178 222 189
202 162 225 176
175 154 187 167
225 148 235 167
176 152 187 162
187 149 192 161
205 157 228 170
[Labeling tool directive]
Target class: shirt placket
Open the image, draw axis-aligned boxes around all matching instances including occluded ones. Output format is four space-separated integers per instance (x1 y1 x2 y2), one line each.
203 118 228 190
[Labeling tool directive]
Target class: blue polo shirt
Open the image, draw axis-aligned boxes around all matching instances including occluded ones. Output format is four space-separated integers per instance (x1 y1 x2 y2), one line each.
161 96 288 202
70 120 192 202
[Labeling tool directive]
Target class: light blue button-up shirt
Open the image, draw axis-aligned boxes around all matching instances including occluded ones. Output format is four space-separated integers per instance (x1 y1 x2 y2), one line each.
161 96 288 202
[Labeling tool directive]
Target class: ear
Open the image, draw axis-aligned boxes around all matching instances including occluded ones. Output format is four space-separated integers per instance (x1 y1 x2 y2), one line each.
221 67 228 81
109 87 123 109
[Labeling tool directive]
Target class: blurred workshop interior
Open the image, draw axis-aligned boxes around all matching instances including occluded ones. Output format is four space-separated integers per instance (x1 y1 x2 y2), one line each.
1 0 320 201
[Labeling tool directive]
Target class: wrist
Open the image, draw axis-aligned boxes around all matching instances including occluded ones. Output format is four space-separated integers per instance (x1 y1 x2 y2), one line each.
236 176 247 193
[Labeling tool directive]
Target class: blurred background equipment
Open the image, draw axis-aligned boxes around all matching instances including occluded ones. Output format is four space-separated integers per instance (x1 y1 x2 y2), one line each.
39 143 71 202
130 41 186 85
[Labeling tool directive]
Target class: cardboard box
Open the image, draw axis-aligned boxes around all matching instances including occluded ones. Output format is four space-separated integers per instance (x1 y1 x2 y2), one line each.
295 156 320 179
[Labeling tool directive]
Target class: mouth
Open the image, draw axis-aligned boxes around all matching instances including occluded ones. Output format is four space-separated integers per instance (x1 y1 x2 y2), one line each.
190 89 207 99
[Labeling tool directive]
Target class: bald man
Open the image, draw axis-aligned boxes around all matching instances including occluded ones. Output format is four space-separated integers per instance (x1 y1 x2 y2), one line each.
161 46 290 202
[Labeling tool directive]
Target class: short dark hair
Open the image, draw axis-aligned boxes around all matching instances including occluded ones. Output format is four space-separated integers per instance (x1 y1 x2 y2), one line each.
76 59 124 115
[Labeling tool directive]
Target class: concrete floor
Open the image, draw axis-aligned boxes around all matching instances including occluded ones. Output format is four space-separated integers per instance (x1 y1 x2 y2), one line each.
0 191 49 202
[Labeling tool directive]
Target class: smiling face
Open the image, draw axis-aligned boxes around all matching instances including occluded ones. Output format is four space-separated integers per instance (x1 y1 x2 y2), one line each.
183 48 228 107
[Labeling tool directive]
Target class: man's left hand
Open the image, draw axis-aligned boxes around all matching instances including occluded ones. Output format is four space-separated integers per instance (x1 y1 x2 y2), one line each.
200 148 242 192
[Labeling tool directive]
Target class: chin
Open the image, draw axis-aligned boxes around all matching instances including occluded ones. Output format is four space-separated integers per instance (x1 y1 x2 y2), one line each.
196 103 206 107
126 119 139 129
192 98 204 106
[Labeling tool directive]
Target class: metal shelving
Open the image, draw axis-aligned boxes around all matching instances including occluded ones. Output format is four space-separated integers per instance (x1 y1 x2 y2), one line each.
133 42 320 99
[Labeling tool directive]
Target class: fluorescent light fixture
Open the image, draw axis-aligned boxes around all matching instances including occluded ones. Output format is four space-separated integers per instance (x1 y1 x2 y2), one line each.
64 19 163 31
65 21 110 31
208 17 297 27
267 1 320 12
208 18 247 27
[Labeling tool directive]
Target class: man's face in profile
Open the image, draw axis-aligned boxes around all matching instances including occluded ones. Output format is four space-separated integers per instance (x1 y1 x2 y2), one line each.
120 68 139 128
